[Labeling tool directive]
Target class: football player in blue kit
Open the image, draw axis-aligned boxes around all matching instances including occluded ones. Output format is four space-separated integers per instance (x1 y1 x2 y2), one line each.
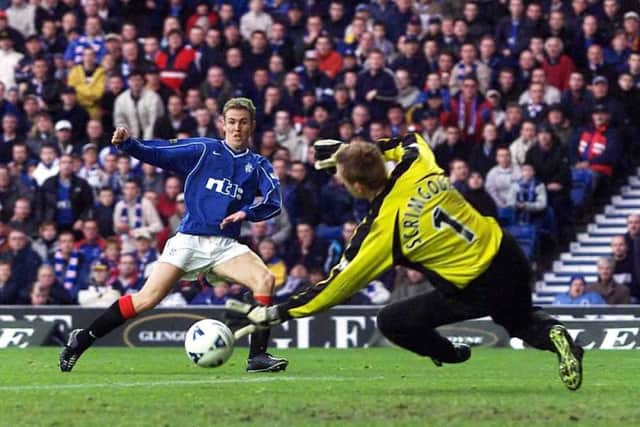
60 98 288 373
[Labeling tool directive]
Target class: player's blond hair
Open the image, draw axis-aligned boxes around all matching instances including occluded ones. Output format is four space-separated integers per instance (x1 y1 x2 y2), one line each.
223 97 256 122
335 141 387 191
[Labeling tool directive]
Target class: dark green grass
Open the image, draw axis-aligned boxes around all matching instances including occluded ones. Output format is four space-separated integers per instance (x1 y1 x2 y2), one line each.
0 347 636 427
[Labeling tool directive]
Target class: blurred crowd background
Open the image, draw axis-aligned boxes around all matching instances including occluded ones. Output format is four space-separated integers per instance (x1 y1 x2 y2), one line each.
0 0 638 307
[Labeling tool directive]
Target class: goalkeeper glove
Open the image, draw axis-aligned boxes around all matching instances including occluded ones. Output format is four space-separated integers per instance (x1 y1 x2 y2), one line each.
225 299 283 328
313 139 345 174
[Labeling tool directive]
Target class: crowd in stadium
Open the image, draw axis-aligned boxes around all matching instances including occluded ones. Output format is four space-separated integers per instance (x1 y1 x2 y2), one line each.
0 0 639 307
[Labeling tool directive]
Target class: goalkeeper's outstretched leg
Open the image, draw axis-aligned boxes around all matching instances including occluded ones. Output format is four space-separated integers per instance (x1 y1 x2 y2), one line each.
485 232 584 391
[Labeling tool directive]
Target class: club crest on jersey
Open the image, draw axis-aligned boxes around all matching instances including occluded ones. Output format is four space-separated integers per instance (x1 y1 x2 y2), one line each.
245 163 254 173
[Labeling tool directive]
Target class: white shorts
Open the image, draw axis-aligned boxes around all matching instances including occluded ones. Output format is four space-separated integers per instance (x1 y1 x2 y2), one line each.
158 233 251 281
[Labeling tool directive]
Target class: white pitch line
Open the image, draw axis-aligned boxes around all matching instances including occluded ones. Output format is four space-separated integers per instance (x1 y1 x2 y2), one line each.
0 375 386 392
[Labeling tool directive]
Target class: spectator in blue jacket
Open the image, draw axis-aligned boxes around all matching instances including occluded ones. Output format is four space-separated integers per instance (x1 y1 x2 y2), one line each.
554 275 606 305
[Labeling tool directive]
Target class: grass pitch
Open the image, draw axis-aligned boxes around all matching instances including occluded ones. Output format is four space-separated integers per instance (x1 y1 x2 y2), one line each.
0 347 636 427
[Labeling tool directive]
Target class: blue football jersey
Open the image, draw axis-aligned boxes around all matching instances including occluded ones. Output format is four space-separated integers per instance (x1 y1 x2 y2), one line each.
119 137 281 239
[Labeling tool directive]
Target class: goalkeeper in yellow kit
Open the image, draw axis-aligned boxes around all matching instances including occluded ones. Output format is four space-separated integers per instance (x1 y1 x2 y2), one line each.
229 133 584 391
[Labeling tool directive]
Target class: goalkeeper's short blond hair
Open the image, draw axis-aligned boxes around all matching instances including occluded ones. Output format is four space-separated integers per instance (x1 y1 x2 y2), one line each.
223 97 256 122
335 141 387 191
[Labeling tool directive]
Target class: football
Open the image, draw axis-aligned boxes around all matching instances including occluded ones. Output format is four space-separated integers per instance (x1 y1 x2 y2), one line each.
184 319 235 368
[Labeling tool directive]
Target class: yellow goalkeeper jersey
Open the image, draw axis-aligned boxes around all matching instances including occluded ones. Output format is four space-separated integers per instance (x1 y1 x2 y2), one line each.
283 134 503 318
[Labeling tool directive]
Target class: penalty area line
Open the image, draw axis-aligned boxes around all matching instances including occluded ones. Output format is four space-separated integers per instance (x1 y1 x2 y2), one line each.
0 375 386 392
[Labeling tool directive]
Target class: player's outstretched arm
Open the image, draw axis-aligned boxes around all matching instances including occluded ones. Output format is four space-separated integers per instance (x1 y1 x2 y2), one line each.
112 127 205 175
229 215 394 328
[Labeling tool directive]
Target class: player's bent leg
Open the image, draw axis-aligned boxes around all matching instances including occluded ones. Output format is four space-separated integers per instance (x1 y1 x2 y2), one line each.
212 252 288 373
59 262 184 372
377 291 476 366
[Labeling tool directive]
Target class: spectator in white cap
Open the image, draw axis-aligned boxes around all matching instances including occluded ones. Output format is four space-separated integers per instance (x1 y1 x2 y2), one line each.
54 119 77 155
